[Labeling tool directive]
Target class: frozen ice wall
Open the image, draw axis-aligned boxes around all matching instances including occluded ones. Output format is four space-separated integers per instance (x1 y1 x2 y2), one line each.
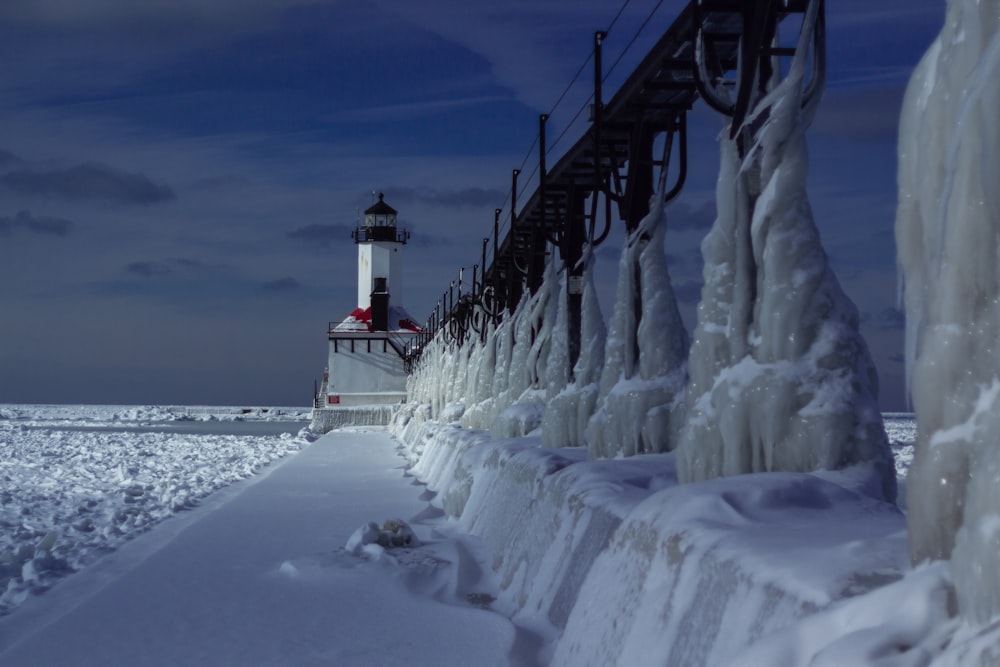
491 267 558 438
677 4 895 501
586 197 689 457
897 0 1000 623
541 246 608 447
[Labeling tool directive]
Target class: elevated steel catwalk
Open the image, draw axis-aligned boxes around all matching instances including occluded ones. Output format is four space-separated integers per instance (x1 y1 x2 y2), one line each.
484 0 811 310
404 0 822 367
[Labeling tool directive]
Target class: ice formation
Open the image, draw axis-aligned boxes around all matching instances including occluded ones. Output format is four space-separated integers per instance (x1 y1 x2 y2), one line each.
406 266 559 438
896 0 1000 623
541 246 608 448
0 405 308 614
585 196 689 457
676 3 895 501
489 260 558 438
391 404 914 666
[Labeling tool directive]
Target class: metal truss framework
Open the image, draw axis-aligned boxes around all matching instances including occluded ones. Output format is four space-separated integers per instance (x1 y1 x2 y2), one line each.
404 0 826 372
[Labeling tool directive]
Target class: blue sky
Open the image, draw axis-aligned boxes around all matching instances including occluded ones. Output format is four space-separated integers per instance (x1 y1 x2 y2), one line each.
0 0 943 408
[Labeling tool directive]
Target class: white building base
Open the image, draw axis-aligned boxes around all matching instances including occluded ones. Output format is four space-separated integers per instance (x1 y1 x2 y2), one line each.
310 404 400 434
324 392 407 407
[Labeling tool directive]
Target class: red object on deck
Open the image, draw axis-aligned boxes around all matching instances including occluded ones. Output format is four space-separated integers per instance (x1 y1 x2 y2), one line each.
327 395 341 405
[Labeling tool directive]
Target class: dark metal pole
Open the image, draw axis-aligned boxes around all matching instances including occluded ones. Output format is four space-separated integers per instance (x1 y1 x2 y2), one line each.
539 114 548 242
590 31 607 241
509 169 522 312
511 169 520 230
493 209 502 317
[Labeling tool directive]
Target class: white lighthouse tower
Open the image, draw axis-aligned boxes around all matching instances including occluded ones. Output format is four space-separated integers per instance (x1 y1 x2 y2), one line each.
313 193 421 429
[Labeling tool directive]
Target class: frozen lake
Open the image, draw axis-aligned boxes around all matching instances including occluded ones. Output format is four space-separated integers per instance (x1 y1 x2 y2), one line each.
0 426 517 666
0 403 312 615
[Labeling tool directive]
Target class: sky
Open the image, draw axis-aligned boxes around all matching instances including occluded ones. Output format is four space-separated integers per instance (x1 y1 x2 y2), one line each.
0 0 944 408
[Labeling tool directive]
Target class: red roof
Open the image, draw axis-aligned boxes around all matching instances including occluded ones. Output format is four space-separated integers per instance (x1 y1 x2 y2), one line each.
332 306 421 333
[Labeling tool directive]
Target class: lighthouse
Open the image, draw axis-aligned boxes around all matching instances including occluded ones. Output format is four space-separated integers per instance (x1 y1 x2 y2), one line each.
313 193 421 428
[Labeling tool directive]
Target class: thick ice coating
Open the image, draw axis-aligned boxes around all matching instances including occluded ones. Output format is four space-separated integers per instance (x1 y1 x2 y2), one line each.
677 4 895 501
896 0 1000 623
585 196 689 457
541 246 607 448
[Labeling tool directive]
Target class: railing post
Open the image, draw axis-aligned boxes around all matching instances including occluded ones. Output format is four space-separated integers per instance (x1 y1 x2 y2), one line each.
508 169 523 313
493 208 502 318
592 30 606 235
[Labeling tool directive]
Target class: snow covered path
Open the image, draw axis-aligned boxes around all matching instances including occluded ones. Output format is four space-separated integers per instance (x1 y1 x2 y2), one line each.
0 429 517 666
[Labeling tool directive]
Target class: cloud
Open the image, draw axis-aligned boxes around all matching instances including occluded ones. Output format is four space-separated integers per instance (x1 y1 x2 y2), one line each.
286 223 355 247
0 0 326 26
125 260 172 277
331 96 513 123
1 162 175 205
260 276 300 291
408 233 454 249
376 187 506 209
812 85 906 143
667 200 716 231
0 149 23 167
124 257 214 277
0 209 73 236
167 257 201 269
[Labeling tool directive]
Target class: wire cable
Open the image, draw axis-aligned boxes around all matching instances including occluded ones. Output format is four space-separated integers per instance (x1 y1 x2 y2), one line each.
494 0 648 247
605 0 666 83
605 0 633 34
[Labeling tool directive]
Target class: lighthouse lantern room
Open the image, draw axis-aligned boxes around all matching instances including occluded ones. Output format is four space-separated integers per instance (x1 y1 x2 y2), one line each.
315 193 420 420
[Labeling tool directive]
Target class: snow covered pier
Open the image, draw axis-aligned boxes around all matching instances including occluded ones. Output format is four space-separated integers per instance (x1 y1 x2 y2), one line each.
0 429 520 666
388 407 941 666
371 0 1000 662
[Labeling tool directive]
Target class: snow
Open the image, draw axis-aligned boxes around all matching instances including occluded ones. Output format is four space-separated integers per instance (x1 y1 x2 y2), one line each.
0 400 970 666
0 411 521 666
0 403 310 616
4 1 998 661
390 404 963 666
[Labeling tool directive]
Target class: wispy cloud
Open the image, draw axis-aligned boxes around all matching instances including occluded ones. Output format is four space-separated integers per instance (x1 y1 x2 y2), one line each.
374 186 506 209
667 200 716 232
125 260 172 277
813 85 906 142
0 149 24 167
1 162 175 205
330 95 513 123
286 223 355 247
260 276 300 291
0 0 326 26
124 257 220 278
0 209 73 236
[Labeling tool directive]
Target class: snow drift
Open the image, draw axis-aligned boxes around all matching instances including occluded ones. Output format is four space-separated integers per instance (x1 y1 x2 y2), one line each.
391 404 913 666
